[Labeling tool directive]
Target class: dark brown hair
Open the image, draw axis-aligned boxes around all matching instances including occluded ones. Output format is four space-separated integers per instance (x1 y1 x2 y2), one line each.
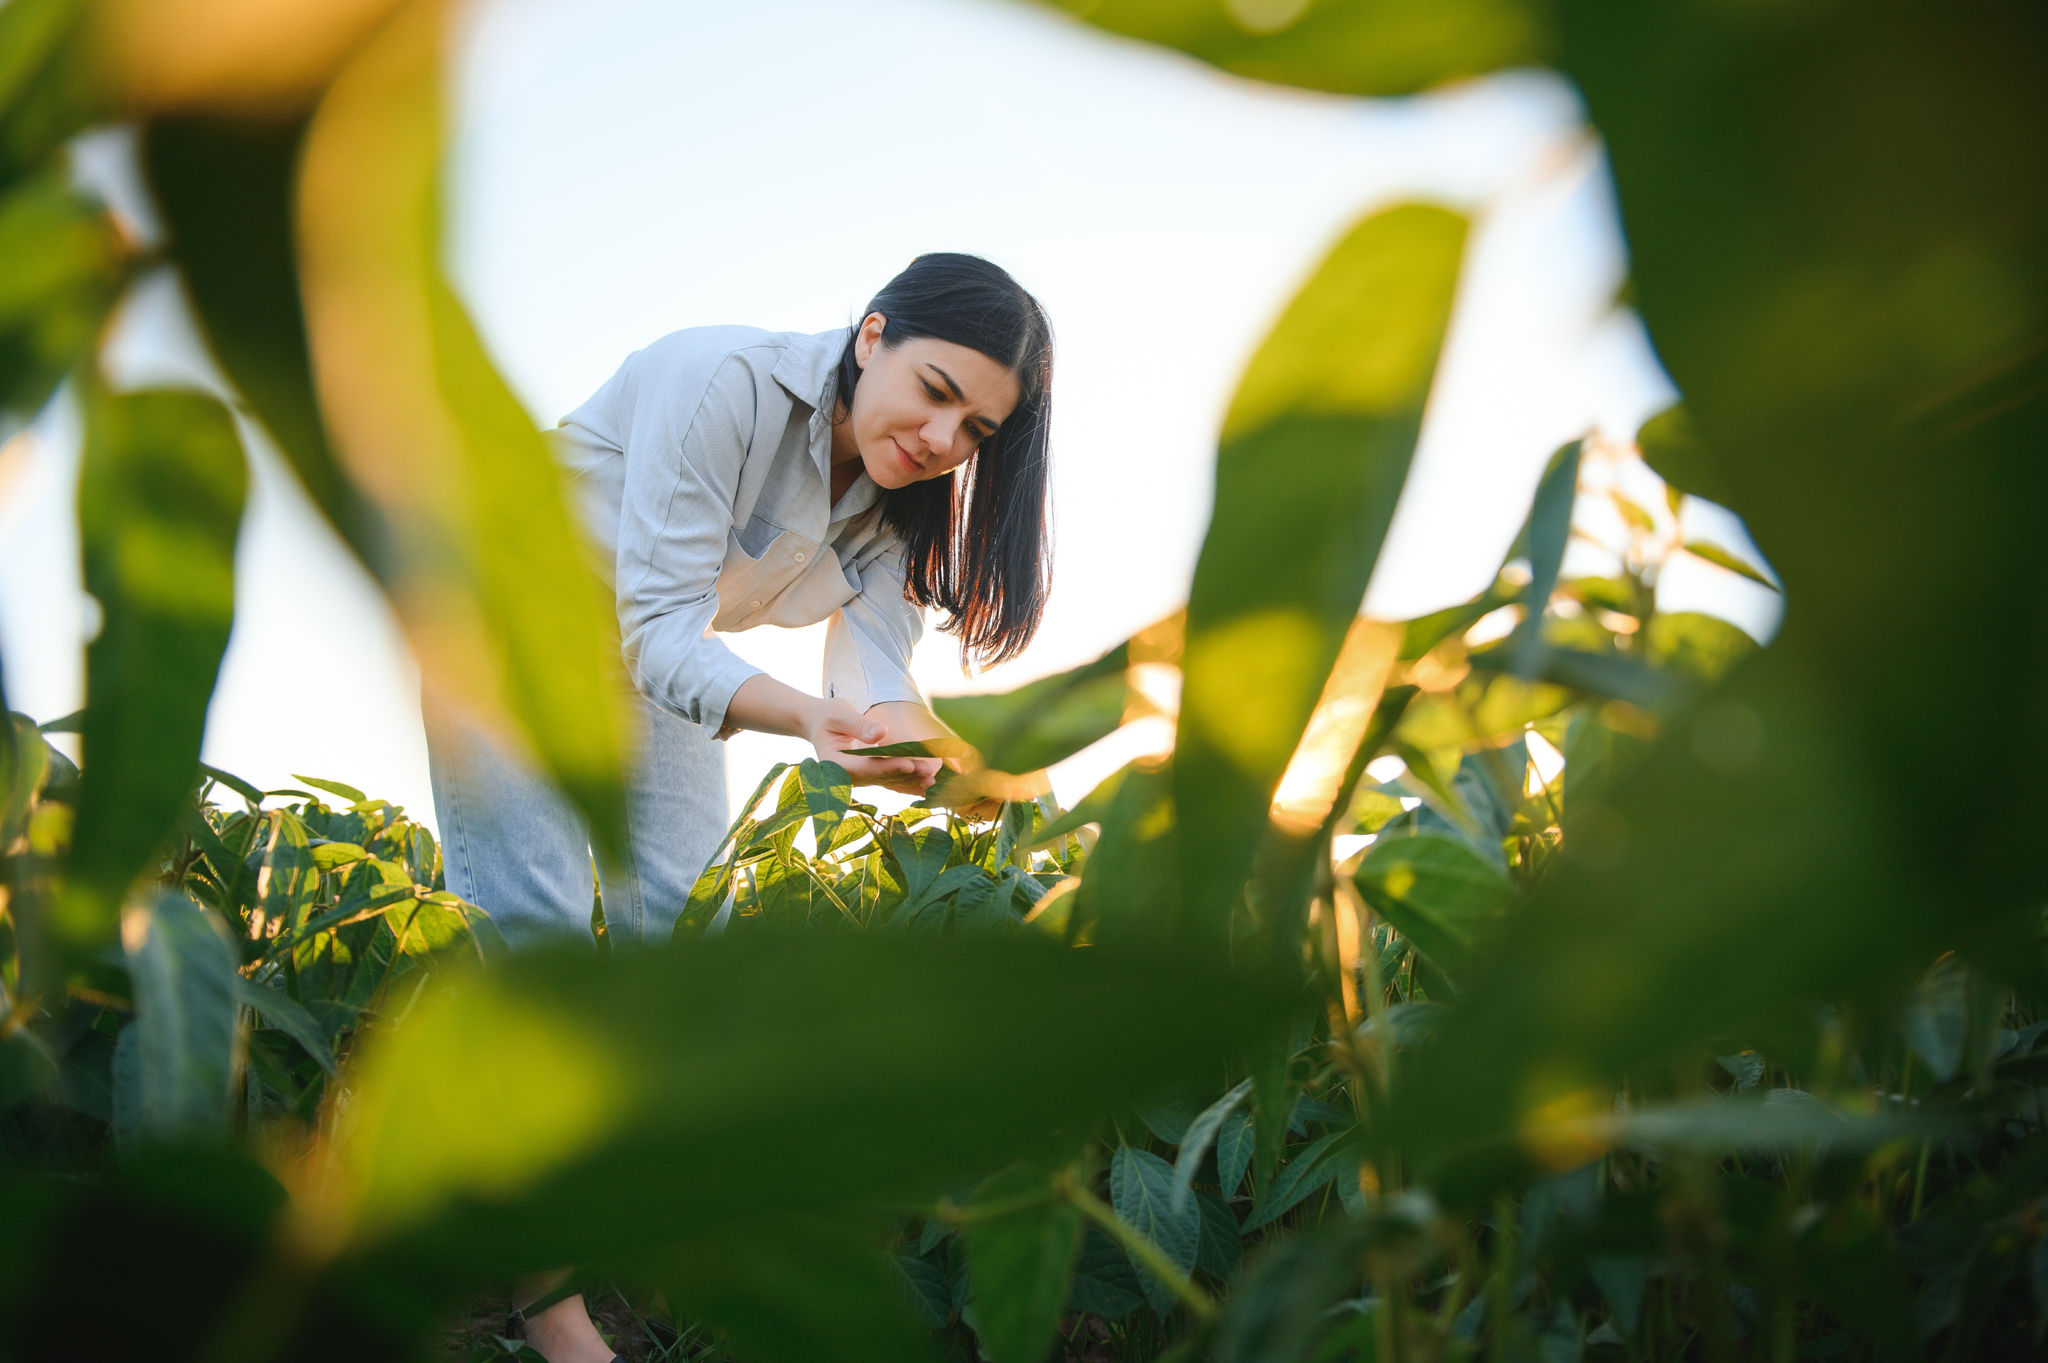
835 252 1053 669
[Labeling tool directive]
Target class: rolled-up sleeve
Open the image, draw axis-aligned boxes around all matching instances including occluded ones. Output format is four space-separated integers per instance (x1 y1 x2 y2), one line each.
615 354 765 737
823 544 927 713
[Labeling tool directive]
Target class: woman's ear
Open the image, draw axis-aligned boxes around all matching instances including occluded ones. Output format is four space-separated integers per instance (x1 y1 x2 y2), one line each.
854 311 887 369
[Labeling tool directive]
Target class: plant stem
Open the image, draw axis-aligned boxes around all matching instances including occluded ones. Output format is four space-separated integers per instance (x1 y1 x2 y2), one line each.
933 1187 1056 1225
1060 1179 1218 1324
1487 1193 1516 1363
1435 1228 1479 1344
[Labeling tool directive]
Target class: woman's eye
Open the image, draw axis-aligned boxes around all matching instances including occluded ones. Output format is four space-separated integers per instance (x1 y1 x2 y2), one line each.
921 381 944 401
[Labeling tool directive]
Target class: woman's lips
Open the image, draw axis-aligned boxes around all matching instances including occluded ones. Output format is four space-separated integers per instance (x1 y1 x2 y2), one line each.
891 439 922 476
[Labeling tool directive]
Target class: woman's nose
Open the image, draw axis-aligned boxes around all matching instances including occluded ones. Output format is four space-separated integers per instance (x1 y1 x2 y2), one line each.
920 415 961 457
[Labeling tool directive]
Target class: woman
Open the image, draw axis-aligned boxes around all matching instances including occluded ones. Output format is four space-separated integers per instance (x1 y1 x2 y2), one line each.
424 252 1053 1361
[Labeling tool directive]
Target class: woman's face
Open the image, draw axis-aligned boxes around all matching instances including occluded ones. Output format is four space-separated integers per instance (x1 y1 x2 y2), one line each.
842 312 1021 489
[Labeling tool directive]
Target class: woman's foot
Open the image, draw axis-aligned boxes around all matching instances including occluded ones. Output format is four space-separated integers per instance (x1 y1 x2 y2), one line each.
515 1291 620 1363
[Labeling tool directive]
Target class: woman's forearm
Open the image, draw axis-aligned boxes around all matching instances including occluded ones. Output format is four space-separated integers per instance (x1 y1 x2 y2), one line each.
724 673 827 739
722 681 939 791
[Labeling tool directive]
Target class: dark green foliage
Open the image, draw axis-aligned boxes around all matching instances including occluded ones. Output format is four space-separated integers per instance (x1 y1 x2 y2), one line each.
0 0 107 195
0 171 128 430
1 738 487 1172
111 893 241 1151
963 1165 1084 1363
677 759 1079 939
4 1 2046 1358
141 115 396 575
64 386 247 956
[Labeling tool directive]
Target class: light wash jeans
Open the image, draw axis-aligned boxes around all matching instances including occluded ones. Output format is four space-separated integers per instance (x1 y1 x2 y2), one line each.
424 687 729 954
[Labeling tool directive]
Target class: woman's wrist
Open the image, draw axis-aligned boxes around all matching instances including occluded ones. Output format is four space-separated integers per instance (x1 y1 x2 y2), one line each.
724 673 828 741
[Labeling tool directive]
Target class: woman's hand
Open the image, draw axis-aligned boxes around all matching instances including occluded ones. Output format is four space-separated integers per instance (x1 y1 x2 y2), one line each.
806 698 942 793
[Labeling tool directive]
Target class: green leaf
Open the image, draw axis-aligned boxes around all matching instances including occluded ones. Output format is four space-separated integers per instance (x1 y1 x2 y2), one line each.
932 633 1140 774
1559 573 1639 618
1506 440 1583 678
1028 759 1132 850
199 762 267 807
1209 1214 1402 1363
1193 1187 1242 1283
110 895 241 1151
1679 540 1778 591
1587 1253 1647 1336
1067 1225 1146 1320
1172 1078 1252 1213
894 1251 952 1329
1610 490 1657 535
1041 0 1552 98
309 841 368 872
1136 1099 1193 1146
334 932 1295 1284
292 773 368 804
895 863 999 929
677 762 793 939
255 809 320 937
1109 1145 1201 1314
1385 0 2048 1184
1639 611 1756 685
1353 832 1513 980
0 171 127 429
650 1218 939 1363
796 758 851 851
963 1165 1082 1363
287 10 631 856
1 712 46 846
846 737 976 761
0 0 105 193
1357 1001 1448 1050
1607 1093 1941 1159
1215 1108 1255 1200
1073 757 1178 942
234 977 338 1077
1469 641 1686 712
887 823 954 903
388 895 484 964
1243 1126 1349 1232
62 385 247 952
990 795 1043 869
1903 955 1969 1084
1633 403 1728 505
1176 203 1467 946
1398 588 1507 661
142 116 397 591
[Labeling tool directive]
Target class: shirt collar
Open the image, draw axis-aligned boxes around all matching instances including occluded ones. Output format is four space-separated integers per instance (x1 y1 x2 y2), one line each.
830 473 881 524
772 325 852 412
777 326 882 523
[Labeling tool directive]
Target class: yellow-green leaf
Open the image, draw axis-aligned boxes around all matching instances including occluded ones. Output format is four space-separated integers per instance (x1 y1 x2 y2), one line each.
1041 0 1553 98
1174 203 1467 942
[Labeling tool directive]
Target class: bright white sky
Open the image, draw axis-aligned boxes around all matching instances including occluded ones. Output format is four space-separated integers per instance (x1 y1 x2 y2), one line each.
0 0 1778 830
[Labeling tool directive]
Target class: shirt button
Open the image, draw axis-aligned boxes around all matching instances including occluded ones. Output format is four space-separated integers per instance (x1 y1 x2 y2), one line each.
749 599 762 608
793 551 807 564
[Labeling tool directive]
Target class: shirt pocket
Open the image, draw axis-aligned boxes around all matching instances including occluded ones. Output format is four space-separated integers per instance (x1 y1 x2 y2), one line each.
711 514 785 630
732 511 783 559
759 550 860 628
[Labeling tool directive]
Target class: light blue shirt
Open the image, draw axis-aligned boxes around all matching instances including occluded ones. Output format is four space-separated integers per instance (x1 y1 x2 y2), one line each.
551 324 926 739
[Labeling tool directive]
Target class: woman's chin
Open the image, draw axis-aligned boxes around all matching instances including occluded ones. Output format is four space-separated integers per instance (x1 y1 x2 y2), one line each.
864 455 907 489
